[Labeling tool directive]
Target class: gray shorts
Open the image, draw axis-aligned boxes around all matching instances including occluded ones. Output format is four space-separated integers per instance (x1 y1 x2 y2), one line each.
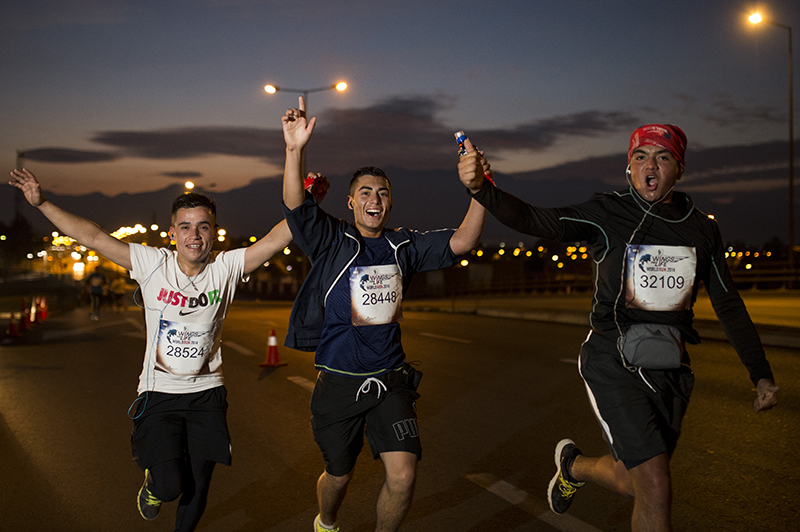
579 331 694 466
310 370 421 477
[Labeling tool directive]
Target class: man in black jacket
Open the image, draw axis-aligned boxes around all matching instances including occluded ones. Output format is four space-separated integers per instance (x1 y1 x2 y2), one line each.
458 124 779 532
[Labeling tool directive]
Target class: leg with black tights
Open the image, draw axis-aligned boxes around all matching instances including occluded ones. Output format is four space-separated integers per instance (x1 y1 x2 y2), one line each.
174 455 216 532
148 456 216 532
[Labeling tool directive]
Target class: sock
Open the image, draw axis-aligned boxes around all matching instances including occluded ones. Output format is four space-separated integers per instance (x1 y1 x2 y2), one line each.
317 515 336 530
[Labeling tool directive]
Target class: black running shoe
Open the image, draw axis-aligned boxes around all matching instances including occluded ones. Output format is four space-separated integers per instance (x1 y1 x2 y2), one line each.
548 439 585 514
137 469 161 520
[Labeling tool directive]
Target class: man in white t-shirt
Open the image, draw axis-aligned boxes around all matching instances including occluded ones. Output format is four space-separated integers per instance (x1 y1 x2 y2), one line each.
8 167 322 531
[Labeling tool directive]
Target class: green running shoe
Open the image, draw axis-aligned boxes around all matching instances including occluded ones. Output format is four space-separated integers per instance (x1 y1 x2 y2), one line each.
137 469 161 521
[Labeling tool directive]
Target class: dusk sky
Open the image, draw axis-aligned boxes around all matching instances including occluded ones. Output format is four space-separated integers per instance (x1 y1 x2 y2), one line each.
1 0 799 244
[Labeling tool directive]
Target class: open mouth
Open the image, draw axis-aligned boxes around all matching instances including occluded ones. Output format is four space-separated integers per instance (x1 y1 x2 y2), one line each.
645 175 658 190
366 208 382 219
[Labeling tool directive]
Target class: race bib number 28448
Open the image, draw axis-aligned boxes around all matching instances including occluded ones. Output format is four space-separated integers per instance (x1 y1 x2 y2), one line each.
349 265 403 326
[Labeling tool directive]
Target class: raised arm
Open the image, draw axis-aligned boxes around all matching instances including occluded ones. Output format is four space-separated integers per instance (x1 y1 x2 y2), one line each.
243 173 329 274
450 138 488 255
282 96 317 210
8 168 132 270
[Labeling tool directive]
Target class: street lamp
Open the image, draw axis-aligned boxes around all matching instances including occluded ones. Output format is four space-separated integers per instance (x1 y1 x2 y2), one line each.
749 12 794 273
264 81 348 172
263 81 347 111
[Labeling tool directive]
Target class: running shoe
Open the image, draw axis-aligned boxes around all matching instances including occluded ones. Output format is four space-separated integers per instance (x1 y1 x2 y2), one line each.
313 514 339 531
137 469 161 520
548 438 585 514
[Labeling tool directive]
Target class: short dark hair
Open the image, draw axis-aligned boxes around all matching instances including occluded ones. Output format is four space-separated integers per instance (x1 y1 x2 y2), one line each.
349 166 391 195
171 193 216 224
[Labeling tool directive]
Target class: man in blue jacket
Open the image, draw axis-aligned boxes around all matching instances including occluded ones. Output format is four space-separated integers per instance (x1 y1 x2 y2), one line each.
282 97 488 532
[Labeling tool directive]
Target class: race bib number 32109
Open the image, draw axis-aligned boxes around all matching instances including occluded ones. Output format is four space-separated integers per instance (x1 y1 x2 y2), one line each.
625 245 696 311
350 265 403 326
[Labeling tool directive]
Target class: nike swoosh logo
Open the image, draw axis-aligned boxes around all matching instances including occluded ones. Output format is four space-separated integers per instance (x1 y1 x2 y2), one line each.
179 309 200 316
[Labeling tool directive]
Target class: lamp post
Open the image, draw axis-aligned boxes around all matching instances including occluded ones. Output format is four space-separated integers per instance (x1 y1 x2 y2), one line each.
264 81 348 172
264 81 348 111
749 13 794 274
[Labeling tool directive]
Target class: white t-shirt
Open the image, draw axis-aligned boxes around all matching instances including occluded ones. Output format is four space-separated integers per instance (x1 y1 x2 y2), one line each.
130 244 248 394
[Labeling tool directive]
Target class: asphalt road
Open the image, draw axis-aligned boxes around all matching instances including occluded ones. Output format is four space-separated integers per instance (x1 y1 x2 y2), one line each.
1 302 797 531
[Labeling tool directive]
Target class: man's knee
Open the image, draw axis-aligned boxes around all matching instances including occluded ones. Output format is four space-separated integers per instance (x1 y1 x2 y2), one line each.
629 454 671 502
382 453 417 494
323 470 354 491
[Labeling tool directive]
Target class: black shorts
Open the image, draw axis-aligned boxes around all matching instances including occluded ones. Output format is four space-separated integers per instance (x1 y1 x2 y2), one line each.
310 370 421 477
130 386 231 471
579 331 694 466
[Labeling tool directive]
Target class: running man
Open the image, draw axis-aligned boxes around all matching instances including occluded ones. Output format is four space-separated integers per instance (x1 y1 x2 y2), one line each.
8 167 325 531
458 124 778 531
281 97 488 532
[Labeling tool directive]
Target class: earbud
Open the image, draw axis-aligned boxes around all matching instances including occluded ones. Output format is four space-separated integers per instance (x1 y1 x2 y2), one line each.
626 165 631 175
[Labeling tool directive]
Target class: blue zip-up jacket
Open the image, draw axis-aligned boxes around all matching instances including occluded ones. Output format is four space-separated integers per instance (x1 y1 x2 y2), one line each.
283 192 458 355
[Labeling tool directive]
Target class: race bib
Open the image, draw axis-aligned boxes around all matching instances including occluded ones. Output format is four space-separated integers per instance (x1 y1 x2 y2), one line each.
350 265 403 326
156 319 217 375
625 245 696 311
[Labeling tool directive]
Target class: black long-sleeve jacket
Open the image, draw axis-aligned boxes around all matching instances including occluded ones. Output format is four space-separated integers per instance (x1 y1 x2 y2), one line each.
472 180 773 385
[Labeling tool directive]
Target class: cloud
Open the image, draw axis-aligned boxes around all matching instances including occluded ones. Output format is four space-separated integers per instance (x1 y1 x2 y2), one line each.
162 171 204 179
675 91 784 129
92 127 282 160
88 95 641 174
18 148 120 163
475 110 641 151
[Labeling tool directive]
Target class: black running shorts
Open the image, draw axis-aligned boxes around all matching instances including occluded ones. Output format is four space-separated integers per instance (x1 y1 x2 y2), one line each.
130 386 231 470
578 331 694 467
310 370 421 477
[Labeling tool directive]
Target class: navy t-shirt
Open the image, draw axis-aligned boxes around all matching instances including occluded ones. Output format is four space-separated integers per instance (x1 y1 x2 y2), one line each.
314 235 404 377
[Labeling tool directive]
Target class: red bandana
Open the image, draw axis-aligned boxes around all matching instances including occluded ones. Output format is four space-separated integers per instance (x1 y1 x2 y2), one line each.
628 124 687 170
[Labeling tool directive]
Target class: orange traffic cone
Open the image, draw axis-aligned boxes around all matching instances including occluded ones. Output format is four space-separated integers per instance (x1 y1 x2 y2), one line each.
38 297 48 321
260 330 287 367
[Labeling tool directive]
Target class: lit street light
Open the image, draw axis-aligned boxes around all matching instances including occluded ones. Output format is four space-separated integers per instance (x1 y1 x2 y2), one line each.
263 81 348 110
263 80 348 172
749 12 795 274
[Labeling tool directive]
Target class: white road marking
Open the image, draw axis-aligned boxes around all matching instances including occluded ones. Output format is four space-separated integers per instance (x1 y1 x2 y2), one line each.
287 376 316 392
467 473 603 532
225 341 256 356
419 332 472 344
